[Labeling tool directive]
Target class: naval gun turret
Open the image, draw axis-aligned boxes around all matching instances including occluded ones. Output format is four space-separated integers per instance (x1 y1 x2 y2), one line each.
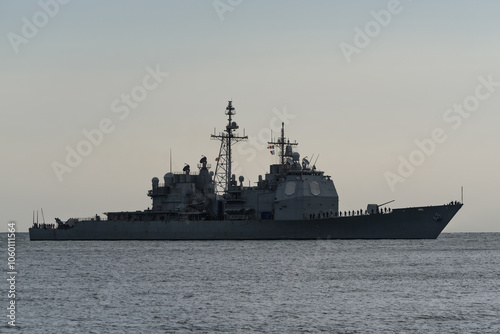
366 200 395 215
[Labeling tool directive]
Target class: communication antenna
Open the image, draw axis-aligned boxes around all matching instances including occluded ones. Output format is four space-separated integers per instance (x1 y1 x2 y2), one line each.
41 208 46 224
169 148 172 173
313 154 320 168
267 122 298 170
461 186 464 204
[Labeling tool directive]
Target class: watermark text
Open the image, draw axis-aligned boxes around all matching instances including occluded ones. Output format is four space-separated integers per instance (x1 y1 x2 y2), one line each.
6 221 17 327
51 65 169 182
385 74 499 191
213 0 243 21
339 0 406 64
7 0 71 54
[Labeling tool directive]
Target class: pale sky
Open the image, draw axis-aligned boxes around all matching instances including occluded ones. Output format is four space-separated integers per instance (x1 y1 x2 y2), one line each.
1 0 499 232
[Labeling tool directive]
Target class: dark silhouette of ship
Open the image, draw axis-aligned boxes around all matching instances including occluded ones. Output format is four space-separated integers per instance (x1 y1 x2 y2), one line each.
30 101 462 240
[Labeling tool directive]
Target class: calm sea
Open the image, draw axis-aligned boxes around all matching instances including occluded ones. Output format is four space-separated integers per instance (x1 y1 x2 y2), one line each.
2 233 499 333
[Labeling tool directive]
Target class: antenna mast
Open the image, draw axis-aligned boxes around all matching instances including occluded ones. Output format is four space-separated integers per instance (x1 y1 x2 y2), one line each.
211 101 248 194
169 148 172 173
267 122 297 171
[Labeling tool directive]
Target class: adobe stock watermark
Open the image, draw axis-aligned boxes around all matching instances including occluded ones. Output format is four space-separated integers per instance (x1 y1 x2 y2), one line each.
213 0 243 21
6 221 17 327
385 74 499 191
51 65 169 183
237 106 296 163
7 0 71 54
339 0 409 64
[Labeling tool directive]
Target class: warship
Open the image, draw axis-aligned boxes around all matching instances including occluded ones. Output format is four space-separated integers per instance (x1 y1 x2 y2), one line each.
30 101 462 240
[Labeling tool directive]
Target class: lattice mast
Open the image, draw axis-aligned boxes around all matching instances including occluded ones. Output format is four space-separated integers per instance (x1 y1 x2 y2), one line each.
211 101 248 194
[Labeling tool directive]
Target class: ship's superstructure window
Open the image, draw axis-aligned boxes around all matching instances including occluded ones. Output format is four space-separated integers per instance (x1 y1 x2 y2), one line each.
284 182 296 196
310 181 320 196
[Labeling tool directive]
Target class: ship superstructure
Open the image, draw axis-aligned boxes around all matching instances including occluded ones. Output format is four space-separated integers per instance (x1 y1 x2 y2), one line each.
29 101 462 240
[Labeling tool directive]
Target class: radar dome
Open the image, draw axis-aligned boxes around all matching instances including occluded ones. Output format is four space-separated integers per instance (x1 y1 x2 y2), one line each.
164 172 174 184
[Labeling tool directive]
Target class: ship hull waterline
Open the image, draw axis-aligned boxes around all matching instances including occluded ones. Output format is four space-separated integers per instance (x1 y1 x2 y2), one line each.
29 204 462 240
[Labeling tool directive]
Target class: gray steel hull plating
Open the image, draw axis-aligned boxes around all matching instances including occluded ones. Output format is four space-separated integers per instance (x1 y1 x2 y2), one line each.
29 204 462 240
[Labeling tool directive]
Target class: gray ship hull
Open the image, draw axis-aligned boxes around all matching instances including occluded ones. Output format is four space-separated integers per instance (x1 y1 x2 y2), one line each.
29 204 461 240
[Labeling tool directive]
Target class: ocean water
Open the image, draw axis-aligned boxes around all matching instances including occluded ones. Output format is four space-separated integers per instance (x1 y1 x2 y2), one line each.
2 233 499 333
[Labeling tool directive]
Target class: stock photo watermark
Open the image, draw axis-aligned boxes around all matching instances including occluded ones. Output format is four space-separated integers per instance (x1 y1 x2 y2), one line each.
7 0 71 54
6 221 17 327
384 74 499 191
51 65 169 182
213 0 243 21
210 105 295 182
339 0 408 64
237 106 296 163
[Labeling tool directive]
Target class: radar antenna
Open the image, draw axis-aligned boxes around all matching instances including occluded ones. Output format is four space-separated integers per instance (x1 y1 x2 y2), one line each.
211 101 248 194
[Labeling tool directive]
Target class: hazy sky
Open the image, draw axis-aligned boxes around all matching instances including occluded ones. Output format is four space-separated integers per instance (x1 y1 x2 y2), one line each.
1 0 499 232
